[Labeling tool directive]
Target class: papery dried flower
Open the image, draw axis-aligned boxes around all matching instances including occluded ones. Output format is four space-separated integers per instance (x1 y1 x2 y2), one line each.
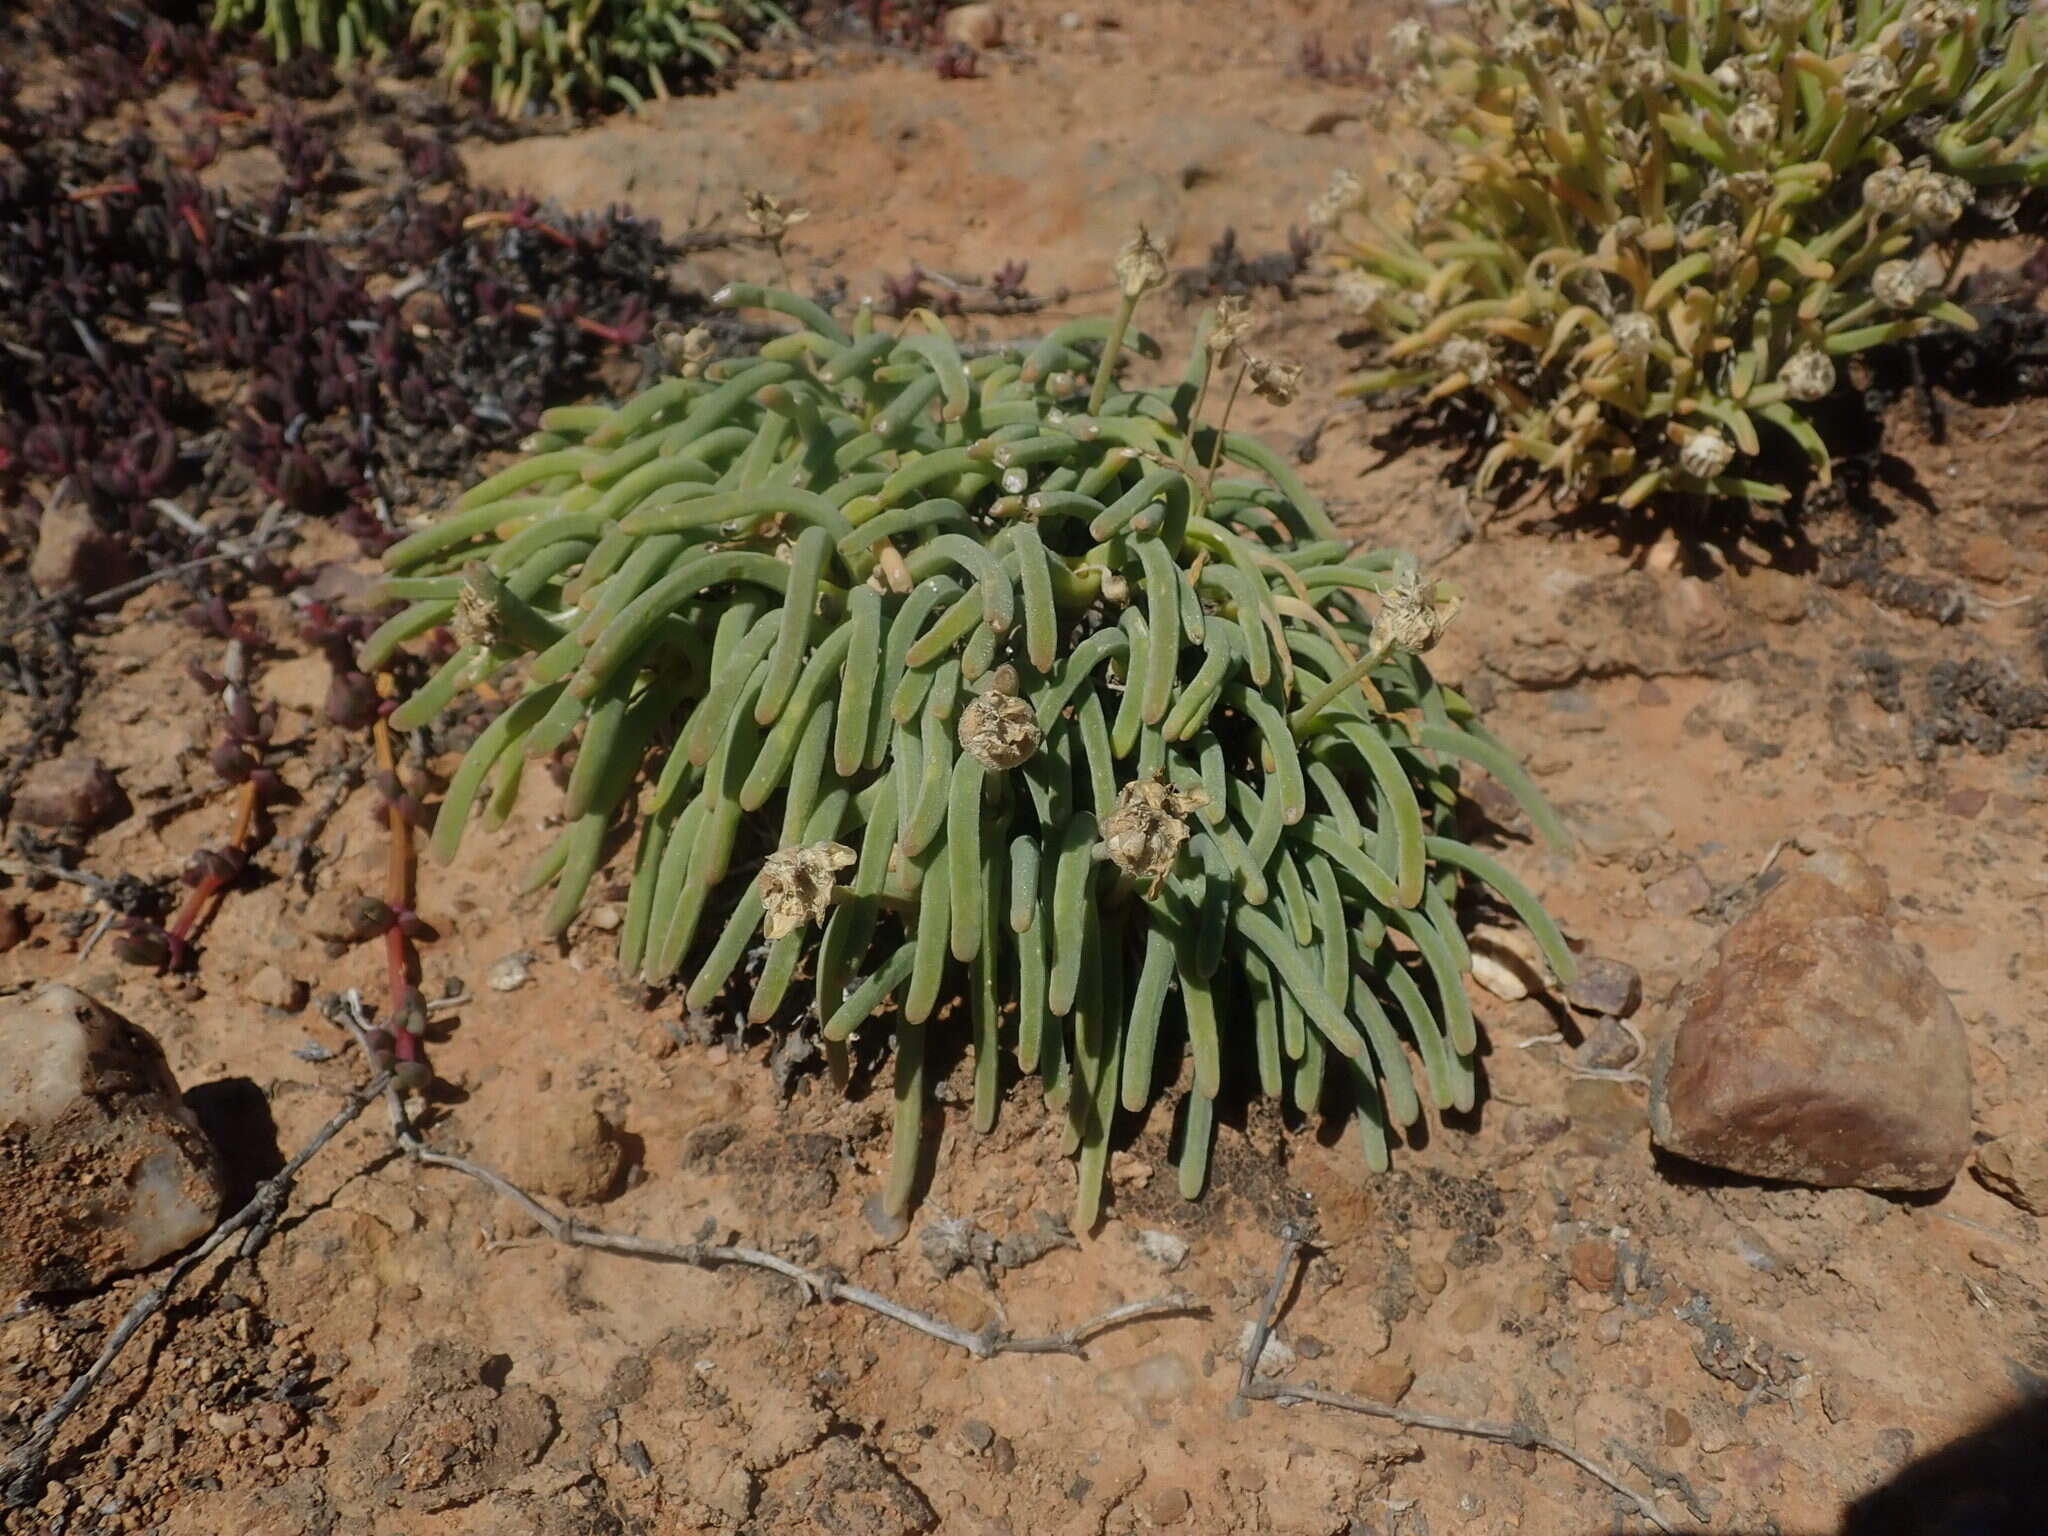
1610 311 1657 361
1206 295 1255 366
1910 172 1970 233
1779 346 1836 402
1863 166 1916 216
957 691 1041 770
1371 563 1461 654
1842 53 1899 109
744 189 810 244
659 323 716 376
1114 224 1168 298
1437 336 1498 386
1247 354 1304 405
1097 779 1207 885
1308 167 1363 229
759 842 856 939
1336 269 1390 317
1872 258 1930 310
1729 100 1777 148
1679 428 1734 481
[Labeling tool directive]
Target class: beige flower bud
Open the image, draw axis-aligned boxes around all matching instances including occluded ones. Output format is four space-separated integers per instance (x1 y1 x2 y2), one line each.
957 691 1040 771
658 323 716 377
1678 428 1734 481
759 843 857 939
1097 779 1208 885
1114 225 1168 299
1872 258 1929 310
743 189 809 243
1779 346 1837 402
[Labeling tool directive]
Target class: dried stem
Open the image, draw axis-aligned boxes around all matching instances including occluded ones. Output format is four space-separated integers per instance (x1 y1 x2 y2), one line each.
371 675 423 1074
329 992 1199 1361
1237 1234 1686 1535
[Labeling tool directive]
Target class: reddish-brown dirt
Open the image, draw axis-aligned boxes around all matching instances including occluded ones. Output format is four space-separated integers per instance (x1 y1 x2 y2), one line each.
4 4 2046 1534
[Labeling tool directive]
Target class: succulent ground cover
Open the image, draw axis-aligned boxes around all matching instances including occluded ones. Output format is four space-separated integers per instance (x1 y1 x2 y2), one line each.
378 253 1575 1224
1322 0 2048 514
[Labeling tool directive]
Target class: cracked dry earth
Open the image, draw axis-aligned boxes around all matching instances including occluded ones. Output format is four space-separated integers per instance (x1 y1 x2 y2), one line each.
4 2 2048 1533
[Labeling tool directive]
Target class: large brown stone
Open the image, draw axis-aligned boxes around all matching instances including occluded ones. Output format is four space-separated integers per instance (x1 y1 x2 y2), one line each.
1648 852 1971 1191
11 753 127 835
0 985 226 1294
29 496 132 599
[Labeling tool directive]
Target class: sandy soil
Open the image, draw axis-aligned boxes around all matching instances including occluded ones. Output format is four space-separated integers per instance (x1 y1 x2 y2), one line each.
4 4 2047 1534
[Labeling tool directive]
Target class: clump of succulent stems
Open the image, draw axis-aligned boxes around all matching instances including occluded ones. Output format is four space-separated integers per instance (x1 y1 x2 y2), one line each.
413 0 793 116
1322 0 2048 512
376 240 1574 1225
210 0 408 67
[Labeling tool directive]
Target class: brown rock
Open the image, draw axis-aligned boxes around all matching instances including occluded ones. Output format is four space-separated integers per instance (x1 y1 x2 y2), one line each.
1728 565 1807 624
1956 533 2013 586
0 903 30 952
0 985 226 1293
1567 1239 1617 1293
243 965 307 1013
1973 1135 2048 1215
1355 1358 1414 1405
498 1092 625 1205
11 754 126 835
1566 956 1642 1018
1146 1487 1191 1526
1489 643 1582 689
1649 852 1972 1190
29 497 132 598
1644 864 1712 917
1663 1408 1692 1448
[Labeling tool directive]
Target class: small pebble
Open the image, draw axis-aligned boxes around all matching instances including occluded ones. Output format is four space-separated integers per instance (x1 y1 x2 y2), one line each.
1567 1239 1617 1293
1132 1228 1189 1272
487 952 533 992
1413 1258 1447 1295
955 1417 994 1453
1147 1487 1191 1526
1566 956 1643 1018
1664 1408 1692 1448
1236 1323 1295 1379
1593 1312 1625 1345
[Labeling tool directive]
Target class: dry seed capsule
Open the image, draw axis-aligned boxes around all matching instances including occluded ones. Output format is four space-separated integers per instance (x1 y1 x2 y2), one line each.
1679 429 1734 481
1779 347 1837 402
1729 100 1777 148
1437 337 1498 386
957 692 1041 770
759 842 857 939
1097 780 1207 884
1872 259 1931 310
1863 167 1916 217
1842 53 1899 108
1910 174 1970 234
1336 271 1391 317
1611 312 1658 362
1372 566 1460 656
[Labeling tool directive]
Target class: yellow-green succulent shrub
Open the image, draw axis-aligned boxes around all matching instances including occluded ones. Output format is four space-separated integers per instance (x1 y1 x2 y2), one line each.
1322 0 2048 512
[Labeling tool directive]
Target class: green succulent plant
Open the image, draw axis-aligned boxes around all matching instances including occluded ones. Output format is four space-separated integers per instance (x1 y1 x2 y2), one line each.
1322 0 2048 512
369 256 1574 1226
211 0 406 65
414 0 792 116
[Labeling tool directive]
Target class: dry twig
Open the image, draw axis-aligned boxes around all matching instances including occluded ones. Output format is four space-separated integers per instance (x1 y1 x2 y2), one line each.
330 992 1196 1360
1237 1234 1686 1535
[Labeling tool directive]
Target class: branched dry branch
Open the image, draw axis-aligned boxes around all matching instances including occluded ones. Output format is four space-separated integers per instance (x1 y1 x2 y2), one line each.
0 1069 391 1508
1236 1233 1686 1535
330 992 1197 1360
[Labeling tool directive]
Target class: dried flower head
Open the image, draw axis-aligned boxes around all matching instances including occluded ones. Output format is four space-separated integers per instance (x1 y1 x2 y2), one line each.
1097 778 1208 886
452 581 501 653
957 691 1041 770
1872 258 1930 310
744 189 810 244
1206 295 1255 367
1862 166 1916 216
1437 336 1498 386
1114 225 1168 299
1729 100 1778 148
1610 311 1658 361
1336 269 1390 317
1371 564 1462 655
1678 428 1734 481
1779 346 1837 403
1842 53 1899 108
1247 354 1304 405
759 842 857 939
1909 172 1970 233
1308 168 1363 229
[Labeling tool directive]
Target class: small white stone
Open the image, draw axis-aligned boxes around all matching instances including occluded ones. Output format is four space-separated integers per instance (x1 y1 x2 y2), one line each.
487 952 534 992
1132 1229 1190 1272
1237 1322 1296 1379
